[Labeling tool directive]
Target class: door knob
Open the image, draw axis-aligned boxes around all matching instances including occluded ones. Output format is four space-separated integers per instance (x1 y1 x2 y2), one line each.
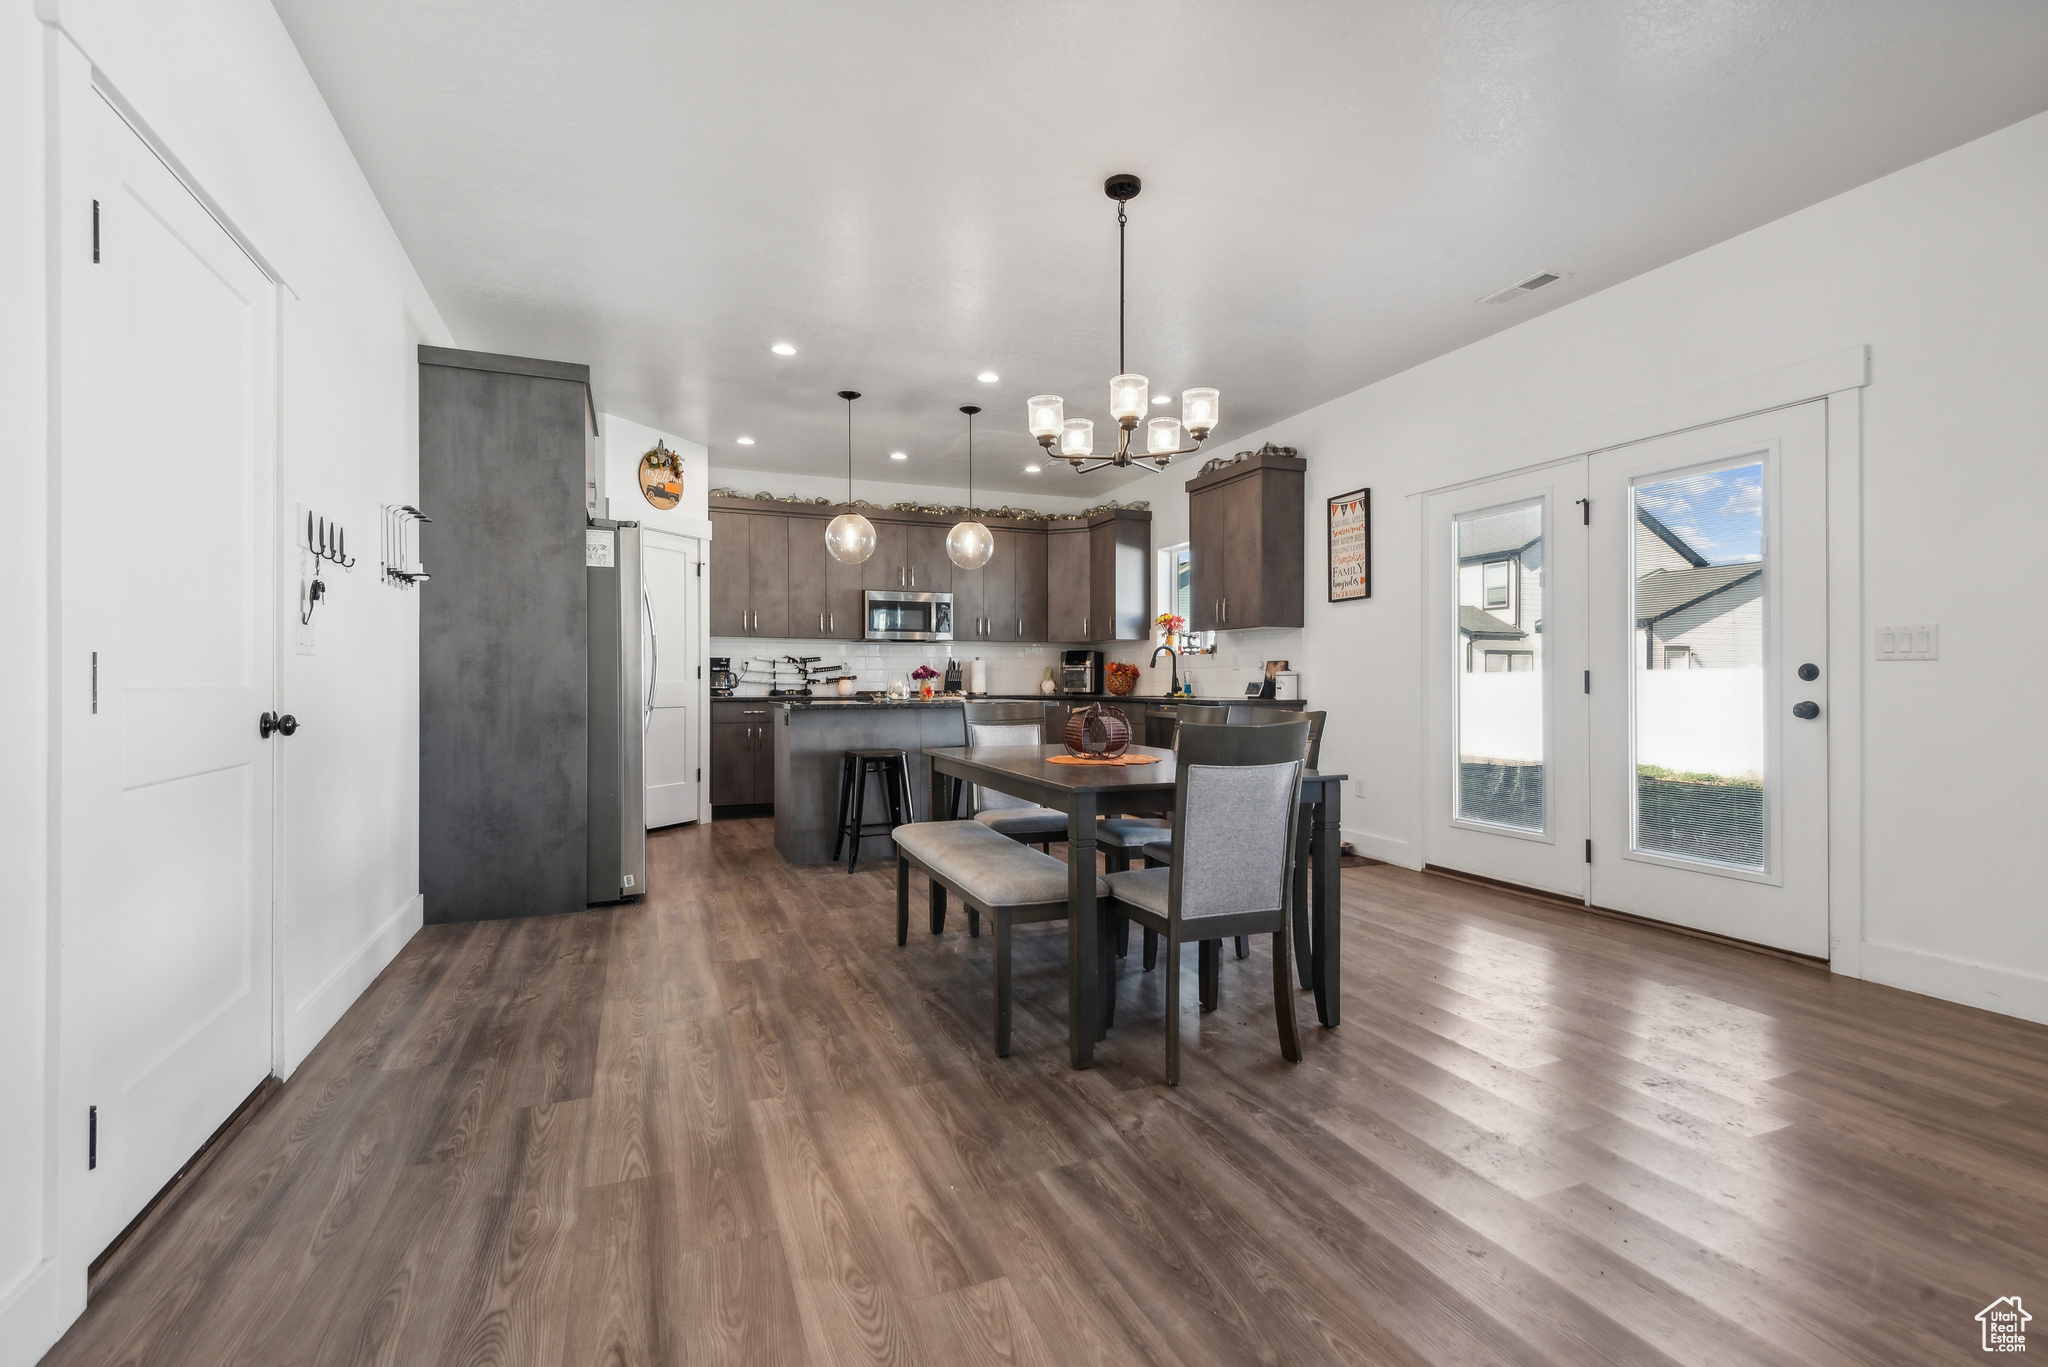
259 711 299 738
1798 663 1820 681
1792 701 1820 720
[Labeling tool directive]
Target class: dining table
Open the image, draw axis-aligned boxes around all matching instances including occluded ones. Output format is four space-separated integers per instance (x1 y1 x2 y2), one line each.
922 742 1346 1069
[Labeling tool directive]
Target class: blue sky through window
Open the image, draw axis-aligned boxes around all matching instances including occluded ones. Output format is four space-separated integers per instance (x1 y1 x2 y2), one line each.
1635 462 1763 564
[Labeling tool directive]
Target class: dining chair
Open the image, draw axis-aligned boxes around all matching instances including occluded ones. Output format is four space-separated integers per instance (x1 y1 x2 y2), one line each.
959 702 1069 851
1101 719 1310 1084
1141 708 1325 969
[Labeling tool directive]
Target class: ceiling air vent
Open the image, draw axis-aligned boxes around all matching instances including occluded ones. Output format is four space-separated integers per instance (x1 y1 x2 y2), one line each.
1478 272 1562 305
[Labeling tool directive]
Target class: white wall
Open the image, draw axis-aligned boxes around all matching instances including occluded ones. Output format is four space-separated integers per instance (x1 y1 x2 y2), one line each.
1117 110 2048 1025
601 412 709 526
3 2 451 1361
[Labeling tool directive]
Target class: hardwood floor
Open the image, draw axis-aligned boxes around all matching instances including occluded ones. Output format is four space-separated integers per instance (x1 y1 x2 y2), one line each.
45 817 2048 1366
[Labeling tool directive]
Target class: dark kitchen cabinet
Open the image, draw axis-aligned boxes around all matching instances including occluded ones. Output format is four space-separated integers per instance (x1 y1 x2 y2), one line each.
711 508 791 637
984 530 1021 640
787 515 864 640
951 560 986 642
1011 528 1047 641
711 702 775 807
1184 450 1305 630
1046 525 1090 641
1088 512 1151 641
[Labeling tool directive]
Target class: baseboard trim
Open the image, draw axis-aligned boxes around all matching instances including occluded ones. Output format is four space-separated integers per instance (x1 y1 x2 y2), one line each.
1345 827 1417 869
86 1075 281 1303
286 892 423 1075
1421 864 1829 969
1860 941 2048 1028
0 1257 58 1367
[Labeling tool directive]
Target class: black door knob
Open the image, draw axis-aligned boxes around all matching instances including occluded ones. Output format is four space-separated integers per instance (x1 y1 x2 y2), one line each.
1798 663 1820 681
259 711 279 738
276 714 299 736
1792 701 1820 720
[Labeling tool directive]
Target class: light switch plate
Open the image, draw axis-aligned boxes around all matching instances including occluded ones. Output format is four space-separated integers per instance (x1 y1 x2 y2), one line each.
1875 624 1938 660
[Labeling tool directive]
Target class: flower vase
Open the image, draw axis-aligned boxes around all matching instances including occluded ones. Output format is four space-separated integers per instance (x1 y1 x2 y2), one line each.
920 681 934 700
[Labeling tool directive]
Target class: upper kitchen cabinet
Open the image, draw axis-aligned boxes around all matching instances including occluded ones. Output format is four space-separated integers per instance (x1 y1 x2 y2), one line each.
1009 527 1048 642
1047 509 1149 642
786 512 863 639
864 519 951 593
709 507 790 636
1185 450 1304 631
1045 524 1090 641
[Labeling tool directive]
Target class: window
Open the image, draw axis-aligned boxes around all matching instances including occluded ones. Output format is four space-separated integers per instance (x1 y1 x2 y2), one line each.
1171 545 1192 623
1663 644 1693 669
1483 560 1510 610
1484 650 1535 673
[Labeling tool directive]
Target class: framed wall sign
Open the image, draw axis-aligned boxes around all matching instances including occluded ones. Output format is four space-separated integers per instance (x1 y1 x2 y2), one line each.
1328 487 1370 601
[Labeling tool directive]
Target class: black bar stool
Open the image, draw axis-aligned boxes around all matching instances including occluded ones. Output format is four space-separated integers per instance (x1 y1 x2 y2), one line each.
832 749 913 873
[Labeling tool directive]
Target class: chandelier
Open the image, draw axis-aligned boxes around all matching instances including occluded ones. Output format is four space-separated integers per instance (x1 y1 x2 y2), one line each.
1026 173 1220 473
946 404 994 569
824 390 876 564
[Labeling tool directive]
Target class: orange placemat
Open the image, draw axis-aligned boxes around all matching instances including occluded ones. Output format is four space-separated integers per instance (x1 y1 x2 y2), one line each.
1046 753 1162 766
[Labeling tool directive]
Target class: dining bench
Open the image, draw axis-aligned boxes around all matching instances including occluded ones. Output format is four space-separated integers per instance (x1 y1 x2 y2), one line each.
894 819 1109 1057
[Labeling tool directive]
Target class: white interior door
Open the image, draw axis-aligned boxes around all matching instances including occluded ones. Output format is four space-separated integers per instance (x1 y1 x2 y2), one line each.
74 95 278 1254
1424 462 1589 897
643 531 701 827
1588 403 1829 955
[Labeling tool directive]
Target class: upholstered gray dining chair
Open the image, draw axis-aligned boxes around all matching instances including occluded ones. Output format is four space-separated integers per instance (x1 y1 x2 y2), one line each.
1102 719 1310 1084
959 701 1069 849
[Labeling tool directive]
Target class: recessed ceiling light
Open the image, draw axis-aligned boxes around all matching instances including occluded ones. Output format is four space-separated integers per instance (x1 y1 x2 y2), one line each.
889 451 908 460
735 436 755 445
771 342 796 356
1024 463 1042 474
977 371 999 383
1152 392 1171 404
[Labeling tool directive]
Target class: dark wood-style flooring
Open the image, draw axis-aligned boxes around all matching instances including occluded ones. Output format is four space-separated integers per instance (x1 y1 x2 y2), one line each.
45 817 2048 1366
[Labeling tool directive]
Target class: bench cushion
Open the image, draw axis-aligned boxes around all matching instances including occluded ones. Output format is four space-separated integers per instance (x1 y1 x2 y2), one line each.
895 820 1106 907
1105 866 1171 917
973 805 1070 839
1140 839 1173 865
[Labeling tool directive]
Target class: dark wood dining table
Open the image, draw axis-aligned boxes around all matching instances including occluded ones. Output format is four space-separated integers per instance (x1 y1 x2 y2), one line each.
923 743 1345 1069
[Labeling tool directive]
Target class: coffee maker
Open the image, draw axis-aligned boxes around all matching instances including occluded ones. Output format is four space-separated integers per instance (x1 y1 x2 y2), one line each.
1059 649 1104 694
709 656 738 697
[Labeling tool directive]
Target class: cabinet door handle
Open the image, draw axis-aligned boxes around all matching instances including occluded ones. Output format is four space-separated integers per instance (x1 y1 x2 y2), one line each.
819 612 825 632
910 567 916 587
829 611 835 632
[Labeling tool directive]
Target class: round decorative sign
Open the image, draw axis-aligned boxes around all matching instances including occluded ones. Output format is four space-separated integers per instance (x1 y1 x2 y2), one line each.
639 441 683 510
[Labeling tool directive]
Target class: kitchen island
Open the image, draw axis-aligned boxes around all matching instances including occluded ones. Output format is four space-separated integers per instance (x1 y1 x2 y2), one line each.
766 695 1307 865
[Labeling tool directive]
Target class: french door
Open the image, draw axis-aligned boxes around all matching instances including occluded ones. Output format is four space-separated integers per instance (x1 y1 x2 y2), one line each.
1426 403 1830 956
1423 462 1589 898
70 93 278 1255
1587 403 1829 956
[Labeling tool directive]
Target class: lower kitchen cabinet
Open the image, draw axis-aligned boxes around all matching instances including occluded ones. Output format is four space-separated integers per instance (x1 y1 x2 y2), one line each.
711 702 776 806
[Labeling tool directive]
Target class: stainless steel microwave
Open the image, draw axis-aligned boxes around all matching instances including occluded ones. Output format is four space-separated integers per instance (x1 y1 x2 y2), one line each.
864 590 953 641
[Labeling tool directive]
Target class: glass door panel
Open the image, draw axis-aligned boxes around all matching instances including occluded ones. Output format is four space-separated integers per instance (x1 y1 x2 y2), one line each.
1455 501 1546 831
1629 461 1767 869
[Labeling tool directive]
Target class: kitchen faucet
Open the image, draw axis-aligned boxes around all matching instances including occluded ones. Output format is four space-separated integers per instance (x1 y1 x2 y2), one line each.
1151 643 1180 697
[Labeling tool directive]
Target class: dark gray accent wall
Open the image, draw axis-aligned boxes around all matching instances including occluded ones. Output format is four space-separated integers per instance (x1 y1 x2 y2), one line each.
419 346 593 923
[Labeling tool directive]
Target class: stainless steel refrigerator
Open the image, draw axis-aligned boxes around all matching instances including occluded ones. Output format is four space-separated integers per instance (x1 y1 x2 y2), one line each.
586 519 646 901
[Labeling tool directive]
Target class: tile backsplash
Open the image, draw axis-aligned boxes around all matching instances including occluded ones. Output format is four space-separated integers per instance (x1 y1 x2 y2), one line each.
713 628 1305 702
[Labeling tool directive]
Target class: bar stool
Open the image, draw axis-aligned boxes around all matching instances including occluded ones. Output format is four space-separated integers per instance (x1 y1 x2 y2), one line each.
833 749 912 873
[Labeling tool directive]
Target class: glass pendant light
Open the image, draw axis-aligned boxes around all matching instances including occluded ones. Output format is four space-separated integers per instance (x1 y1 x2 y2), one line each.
825 390 876 565
1058 418 1094 457
1147 416 1184 456
946 404 994 570
1109 373 1149 422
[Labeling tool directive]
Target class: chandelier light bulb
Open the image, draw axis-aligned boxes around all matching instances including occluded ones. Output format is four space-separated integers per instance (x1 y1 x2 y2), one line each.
1058 418 1095 458
1147 416 1184 455
1109 374 1149 423
1027 394 1065 440
1181 387 1220 439
825 512 876 565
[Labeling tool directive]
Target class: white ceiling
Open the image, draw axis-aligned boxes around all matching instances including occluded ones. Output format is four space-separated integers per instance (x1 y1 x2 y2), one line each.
273 0 2048 496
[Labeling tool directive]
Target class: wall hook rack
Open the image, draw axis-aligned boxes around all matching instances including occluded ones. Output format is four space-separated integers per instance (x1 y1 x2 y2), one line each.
381 504 432 588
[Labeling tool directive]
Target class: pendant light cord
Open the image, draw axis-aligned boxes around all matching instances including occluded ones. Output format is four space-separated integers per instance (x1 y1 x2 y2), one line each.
845 397 854 504
966 409 974 510
1117 199 1127 375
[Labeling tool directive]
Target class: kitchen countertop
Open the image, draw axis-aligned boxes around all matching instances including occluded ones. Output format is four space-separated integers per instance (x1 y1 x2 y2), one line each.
767 694 1306 710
